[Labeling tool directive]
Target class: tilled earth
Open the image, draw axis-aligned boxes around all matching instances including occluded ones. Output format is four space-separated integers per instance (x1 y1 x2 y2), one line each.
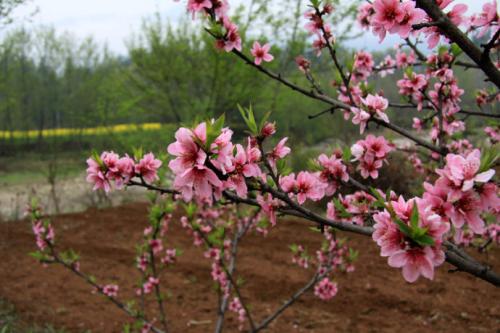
0 203 499 332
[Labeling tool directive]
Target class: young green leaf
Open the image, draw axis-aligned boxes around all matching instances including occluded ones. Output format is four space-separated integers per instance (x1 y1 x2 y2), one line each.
394 219 412 237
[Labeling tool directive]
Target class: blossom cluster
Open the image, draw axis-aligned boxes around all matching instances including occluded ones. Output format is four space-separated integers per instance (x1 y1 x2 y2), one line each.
350 135 393 179
136 212 178 296
327 191 377 226
292 229 356 300
372 196 449 283
167 121 268 203
359 0 499 48
228 297 246 330
314 277 338 300
426 149 498 236
32 219 55 252
349 94 390 134
372 148 498 282
304 2 335 55
86 151 162 193
102 284 119 297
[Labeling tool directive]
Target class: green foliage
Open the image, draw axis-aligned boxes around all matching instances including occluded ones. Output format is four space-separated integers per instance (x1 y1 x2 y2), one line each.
479 144 499 173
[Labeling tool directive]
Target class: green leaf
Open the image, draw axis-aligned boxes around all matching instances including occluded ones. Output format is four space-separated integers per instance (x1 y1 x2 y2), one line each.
414 234 435 246
348 248 359 261
450 43 462 57
289 244 298 253
479 145 499 173
132 147 143 161
123 324 131 333
276 158 291 175
310 0 322 8
385 188 392 202
92 150 105 169
308 226 321 233
438 45 448 56
342 146 351 163
29 251 45 261
404 66 413 77
237 104 258 135
333 198 352 218
394 219 412 237
237 276 245 286
259 111 272 132
205 113 225 148
369 187 385 206
410 203 419 230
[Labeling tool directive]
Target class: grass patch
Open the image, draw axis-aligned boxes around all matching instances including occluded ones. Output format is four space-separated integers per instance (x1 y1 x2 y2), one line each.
0 153 84 186
0 299 69 333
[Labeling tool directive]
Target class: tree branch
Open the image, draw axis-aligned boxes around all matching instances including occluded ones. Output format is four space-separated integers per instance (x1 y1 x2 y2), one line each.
415 0 500 87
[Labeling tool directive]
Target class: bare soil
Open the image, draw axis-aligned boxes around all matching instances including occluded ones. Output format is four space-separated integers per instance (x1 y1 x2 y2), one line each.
0 203 499 333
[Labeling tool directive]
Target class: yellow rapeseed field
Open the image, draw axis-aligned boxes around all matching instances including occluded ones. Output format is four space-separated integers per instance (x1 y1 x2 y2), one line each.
0 123 162 139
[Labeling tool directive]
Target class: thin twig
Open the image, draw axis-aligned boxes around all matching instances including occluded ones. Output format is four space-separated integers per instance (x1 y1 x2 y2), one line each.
253 273 321 332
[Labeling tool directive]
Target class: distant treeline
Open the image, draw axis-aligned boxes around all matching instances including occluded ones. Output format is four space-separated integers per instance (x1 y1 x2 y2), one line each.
0 6 489 156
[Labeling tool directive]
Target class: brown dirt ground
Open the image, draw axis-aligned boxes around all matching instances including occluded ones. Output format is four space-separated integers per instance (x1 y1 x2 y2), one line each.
0 202 499 333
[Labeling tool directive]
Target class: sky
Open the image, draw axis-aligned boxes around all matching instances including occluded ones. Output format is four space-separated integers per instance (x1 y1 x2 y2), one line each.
4 0 489 55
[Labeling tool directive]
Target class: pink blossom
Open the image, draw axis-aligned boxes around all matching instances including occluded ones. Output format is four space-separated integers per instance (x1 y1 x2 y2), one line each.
135 153 162 183
187 0 212 16
363 134 393 159
86 157 111 193
470 0 499 37
295 55 311 73
102 284 119 297
484 126 500 143
372 0 405 33
388 246 442 282
141 277 160 295
217 20 242 52
210 128 234 174
359 154 383 179
357 2 375 29
350 107 371 134
149 239 163 255
251 41 274 65
268 137 291 167
224 143 261 198
295 171 325 204
359 94 390 124
115 155 135 188
412 117 423 131
373 199 448 283
447 4 468 26
476 183 500 211
314 278 338 300
317 153 349 196
280 172 325 204
372 211 404 256
137 254 149 272
257 194 281 226
396 50 416 68
260 122 276 138
393 1 426 38
378 55 396 77
351 135 392 179
448 190 486 234
397 72 427 96
352 51 374 81
174 165 223 203
279 173 296 193
161 249 177 265
168 127 206 174
339 84 363 107
438 149 495 191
